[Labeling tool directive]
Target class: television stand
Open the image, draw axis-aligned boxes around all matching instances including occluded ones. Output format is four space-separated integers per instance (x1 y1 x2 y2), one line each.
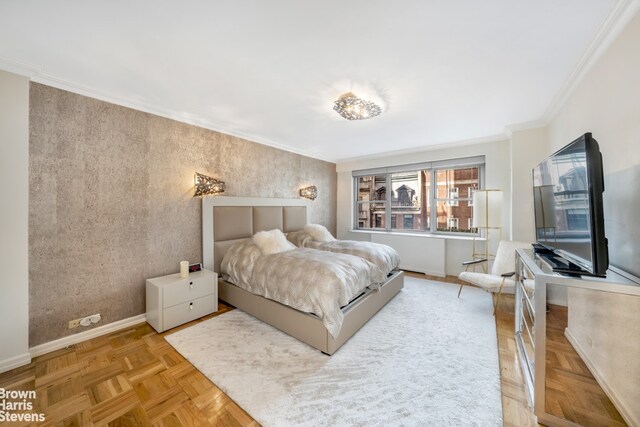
514 248 640 427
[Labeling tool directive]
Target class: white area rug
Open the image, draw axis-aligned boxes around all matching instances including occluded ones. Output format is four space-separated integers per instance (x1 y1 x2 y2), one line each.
165 277 502 426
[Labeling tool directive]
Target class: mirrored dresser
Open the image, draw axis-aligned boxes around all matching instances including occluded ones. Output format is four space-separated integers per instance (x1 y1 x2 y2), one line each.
514 248 640 427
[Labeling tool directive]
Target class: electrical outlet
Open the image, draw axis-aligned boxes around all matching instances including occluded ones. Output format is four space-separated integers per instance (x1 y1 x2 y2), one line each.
68 318 82 329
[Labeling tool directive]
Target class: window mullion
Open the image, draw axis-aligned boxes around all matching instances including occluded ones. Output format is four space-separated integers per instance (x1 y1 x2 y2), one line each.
385 173 392 231
353 177 358 230
430 169 436 233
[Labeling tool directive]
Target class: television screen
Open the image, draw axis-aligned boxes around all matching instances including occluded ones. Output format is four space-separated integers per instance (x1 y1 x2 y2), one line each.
532 133 608 276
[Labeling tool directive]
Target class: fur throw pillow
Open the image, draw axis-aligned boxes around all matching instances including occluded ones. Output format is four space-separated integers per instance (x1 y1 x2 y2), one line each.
303 224 336 242
253 229 296 255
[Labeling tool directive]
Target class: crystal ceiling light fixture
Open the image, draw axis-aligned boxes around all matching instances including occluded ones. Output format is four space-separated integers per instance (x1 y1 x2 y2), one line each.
333 92 382 120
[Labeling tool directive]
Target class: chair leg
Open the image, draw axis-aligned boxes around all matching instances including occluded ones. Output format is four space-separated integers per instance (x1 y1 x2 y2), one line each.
458 265 471 298
493 277 506 316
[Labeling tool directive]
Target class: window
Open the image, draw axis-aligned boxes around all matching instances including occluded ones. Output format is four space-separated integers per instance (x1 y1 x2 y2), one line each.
356 175 387 229
353 156 484 234
403 214 414 229
448 187 459 206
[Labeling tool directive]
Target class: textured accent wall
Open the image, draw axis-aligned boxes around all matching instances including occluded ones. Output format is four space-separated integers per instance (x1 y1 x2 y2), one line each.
29 83 336 346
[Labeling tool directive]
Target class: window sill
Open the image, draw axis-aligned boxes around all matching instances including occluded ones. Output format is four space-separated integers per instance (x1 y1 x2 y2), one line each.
347 229 485 241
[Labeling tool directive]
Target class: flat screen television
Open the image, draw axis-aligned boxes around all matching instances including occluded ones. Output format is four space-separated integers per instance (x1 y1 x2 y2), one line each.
532 132 608 277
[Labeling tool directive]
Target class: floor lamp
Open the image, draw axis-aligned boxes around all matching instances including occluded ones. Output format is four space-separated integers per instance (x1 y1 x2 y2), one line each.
471 189 503 273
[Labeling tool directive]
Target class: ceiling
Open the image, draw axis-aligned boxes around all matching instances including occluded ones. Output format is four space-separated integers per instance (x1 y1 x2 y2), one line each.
0 1 620 162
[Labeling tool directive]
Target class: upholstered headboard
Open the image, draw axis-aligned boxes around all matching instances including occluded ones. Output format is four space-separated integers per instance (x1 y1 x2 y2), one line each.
202 196 309 273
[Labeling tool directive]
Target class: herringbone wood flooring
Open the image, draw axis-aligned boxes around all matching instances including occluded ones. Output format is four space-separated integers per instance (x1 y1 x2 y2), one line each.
0 273 624 426
545 304 626 427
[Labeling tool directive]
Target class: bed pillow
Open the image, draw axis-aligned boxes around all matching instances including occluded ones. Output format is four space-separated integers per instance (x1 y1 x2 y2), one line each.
286 230 312 247
253 229 296 255
304 224 336 242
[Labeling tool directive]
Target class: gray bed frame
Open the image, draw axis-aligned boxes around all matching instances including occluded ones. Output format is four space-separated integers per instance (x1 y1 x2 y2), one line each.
202 196 404 355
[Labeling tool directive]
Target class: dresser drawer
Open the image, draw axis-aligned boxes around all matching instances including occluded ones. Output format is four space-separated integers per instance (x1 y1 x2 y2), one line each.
162 294 217 331
163 276 216 307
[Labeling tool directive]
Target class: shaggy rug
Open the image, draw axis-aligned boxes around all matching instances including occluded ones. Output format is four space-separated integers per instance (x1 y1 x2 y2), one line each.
165 277 502 426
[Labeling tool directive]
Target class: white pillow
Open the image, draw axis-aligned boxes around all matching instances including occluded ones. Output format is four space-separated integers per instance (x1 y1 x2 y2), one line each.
253 229 296 255
304 224 336 242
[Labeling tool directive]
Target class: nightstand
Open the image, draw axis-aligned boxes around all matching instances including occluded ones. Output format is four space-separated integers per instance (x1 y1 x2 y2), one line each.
146 269 218 333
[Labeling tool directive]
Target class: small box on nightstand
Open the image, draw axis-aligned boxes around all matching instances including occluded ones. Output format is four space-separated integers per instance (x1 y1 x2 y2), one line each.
145 269 218 333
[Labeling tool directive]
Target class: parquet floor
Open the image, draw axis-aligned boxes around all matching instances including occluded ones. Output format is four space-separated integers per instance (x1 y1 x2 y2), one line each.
0 303 257 427
0 273 623 426
545 304 626 427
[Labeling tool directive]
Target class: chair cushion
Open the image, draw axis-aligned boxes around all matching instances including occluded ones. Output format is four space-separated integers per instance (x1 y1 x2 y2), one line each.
491 240 531 276
458 272 516 293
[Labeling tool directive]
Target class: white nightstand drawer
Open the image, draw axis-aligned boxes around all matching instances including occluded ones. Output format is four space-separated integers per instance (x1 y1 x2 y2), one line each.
163 294 217 331
163 276 216 308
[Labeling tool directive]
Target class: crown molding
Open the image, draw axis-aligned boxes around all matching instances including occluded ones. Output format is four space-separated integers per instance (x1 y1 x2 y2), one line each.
542 0 640 123
0 57 335 164
503 120 548 138
335 133 508 166
0 56 41 78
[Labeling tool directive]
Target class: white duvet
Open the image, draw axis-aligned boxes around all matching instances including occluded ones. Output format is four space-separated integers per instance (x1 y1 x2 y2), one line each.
221 240 385 337
287 231 400 276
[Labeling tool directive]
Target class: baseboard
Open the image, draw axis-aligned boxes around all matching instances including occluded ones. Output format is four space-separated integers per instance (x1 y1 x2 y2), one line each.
0 352 32 374
29 314 147 358
564 327 637 427
401 267 445 277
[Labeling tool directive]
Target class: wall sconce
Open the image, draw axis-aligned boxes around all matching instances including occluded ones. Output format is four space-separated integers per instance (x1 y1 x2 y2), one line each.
299 185 318 201
194 172 226 197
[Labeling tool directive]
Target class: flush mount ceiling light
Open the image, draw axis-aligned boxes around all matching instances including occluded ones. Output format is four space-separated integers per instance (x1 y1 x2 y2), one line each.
333 92 382 121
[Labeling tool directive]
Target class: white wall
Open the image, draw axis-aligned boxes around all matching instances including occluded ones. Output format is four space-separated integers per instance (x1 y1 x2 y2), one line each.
549 9 640 279
336 139 511 276
547 9 640 426
0 70 30 372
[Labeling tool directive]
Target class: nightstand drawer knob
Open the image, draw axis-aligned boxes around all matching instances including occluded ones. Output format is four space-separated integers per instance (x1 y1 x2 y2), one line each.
189 302 194 310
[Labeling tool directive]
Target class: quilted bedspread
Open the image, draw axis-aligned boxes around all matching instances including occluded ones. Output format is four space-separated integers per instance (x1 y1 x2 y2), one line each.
221 241 385 337
288 232 400 277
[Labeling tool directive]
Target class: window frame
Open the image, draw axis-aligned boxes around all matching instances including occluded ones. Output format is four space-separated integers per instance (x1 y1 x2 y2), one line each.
352 156 485 235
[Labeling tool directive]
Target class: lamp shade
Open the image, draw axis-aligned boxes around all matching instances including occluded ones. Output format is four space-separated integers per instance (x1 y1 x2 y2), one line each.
472 190 503 228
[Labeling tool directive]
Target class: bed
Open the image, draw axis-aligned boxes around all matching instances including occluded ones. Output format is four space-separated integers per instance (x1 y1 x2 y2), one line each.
202 196 404 355
286 226 400 277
